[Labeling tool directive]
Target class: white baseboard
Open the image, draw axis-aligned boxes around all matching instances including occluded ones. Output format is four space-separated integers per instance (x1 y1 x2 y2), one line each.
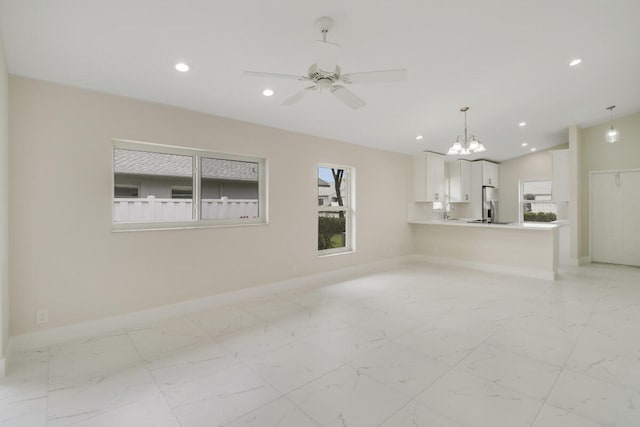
7 252 560 356
8 255 412 353
579 256 592 265
410 254 557 281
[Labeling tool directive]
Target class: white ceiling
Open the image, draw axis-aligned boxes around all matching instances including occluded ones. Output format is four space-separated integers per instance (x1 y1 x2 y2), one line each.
1 0 639 161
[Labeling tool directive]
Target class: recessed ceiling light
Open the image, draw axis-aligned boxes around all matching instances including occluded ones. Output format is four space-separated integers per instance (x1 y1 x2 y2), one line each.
569 58 582 67
518 121 527 127
175 62 190 72
415 135 423 140
521 142 528 147
262 89 274 97
530 147 537 152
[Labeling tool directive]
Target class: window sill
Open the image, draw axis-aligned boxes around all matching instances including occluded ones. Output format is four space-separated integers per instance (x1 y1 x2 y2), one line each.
112 220 268 233
318 249 355 258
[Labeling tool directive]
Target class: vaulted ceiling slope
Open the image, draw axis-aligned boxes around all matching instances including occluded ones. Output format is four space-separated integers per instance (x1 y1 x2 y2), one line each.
1 0 638 161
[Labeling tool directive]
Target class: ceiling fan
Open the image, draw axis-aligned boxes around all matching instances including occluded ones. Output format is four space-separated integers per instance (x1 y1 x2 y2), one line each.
243 63 408 110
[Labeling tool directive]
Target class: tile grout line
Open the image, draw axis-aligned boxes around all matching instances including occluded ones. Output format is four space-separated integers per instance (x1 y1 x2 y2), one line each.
526 278 606 427
124 326 184 427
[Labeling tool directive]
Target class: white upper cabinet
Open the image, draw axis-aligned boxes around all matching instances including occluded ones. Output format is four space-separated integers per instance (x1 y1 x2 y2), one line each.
414 152 445 202
480 161 499 187
448 160 472 202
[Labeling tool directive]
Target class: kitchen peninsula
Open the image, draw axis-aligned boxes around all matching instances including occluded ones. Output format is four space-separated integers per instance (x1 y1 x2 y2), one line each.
409 219 559 280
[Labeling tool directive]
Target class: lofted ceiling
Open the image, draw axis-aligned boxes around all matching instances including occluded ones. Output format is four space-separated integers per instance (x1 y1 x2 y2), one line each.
1 0 639 161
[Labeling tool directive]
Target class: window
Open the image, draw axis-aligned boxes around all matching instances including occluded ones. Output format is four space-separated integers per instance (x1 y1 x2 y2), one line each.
112 140 266 230
114 184 139 198
520 180 557 223
171 186 193 199
317 165 354 255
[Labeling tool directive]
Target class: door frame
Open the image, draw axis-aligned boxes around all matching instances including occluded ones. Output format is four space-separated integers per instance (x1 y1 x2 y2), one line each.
589 168 640 265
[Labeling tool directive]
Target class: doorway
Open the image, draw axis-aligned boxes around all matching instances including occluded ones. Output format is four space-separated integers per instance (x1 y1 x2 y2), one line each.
590 169 640 267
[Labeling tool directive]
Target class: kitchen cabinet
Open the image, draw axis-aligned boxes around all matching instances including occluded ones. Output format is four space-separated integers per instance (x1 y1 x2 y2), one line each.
414 152 445 202
480 161 499 187
447 160 472 202
467 160 500 219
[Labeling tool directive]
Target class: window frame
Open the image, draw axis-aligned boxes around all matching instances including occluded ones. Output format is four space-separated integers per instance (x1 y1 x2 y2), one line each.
518 179 556 223
317 163 355 256
112 139 267 231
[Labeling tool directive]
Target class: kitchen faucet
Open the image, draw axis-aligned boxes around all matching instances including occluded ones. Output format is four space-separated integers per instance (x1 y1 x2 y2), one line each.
443 202 453 220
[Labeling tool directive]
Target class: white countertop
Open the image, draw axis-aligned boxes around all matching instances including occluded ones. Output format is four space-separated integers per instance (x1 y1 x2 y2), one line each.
408 219 558 231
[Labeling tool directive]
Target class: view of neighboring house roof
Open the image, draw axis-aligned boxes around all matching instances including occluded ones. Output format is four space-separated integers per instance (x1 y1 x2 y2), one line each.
114 149 258 181
318 178 330 187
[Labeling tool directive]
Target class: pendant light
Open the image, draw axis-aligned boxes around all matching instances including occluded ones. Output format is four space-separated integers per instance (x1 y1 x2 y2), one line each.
605 105 620 144
447 107 485 155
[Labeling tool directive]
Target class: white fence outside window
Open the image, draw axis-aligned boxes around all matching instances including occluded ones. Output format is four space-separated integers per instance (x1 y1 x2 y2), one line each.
113 196 258 222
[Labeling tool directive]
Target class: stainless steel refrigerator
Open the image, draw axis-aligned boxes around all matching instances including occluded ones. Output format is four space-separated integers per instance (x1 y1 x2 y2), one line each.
482 186 498 223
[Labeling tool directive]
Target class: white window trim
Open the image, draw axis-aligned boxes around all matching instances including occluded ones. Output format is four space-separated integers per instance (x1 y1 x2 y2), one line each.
518 178 555 224
317 163 355 256
112 139 268 231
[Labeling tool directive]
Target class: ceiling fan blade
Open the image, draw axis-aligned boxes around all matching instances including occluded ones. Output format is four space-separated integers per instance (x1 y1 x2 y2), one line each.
342 69 408 84
281 86 316 106
243 70 308 81
331 86 366 110
281 90 306 106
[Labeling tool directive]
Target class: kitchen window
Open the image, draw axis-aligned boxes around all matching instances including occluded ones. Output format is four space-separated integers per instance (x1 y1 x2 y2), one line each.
112 139 266 230
519 180 557 223
317 165 355 255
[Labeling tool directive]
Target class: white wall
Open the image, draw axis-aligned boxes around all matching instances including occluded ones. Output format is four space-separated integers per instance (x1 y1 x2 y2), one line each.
579 112 640 257
9 76 414 336
0 36 9 369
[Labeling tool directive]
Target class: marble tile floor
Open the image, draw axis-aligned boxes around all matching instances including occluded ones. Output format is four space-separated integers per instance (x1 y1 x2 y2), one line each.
2 262 640 426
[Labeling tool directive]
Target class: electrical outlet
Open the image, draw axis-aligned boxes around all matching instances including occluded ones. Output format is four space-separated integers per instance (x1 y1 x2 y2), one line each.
36 309 48 325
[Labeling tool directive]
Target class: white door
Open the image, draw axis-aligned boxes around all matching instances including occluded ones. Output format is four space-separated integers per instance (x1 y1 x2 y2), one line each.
591 170 640 266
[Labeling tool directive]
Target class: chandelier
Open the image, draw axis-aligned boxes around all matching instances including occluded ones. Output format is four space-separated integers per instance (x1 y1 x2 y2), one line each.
447 107 486 155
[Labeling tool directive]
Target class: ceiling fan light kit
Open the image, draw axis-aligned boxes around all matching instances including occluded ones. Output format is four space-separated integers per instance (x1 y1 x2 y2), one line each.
447 107 486 155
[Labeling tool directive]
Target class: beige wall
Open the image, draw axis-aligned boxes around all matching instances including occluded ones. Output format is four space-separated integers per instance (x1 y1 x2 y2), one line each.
579 112 640 257
9 76 414 336
497 150 555 223
0 37 9 361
